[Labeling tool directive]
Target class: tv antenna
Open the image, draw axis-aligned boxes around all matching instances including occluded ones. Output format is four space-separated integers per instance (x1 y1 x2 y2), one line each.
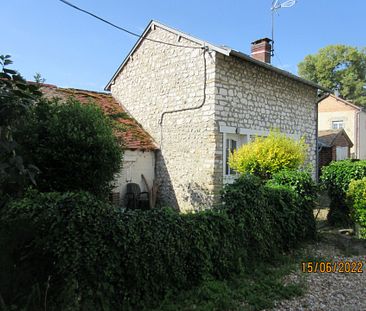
271 0 297 56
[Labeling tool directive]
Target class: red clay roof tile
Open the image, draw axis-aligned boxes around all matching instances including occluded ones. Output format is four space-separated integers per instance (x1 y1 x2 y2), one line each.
39 84 157 151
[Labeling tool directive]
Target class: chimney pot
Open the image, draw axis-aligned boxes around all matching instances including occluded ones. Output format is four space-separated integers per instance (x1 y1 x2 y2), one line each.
251 38 272 64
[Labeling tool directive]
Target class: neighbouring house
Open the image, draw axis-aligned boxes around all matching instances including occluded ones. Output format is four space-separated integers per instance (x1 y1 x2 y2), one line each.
318 129 353 173
105 20 327 211
318 94 366 159
40 84 157 205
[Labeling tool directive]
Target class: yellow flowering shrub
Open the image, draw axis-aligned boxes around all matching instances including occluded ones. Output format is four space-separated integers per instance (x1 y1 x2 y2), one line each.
228 131 307 179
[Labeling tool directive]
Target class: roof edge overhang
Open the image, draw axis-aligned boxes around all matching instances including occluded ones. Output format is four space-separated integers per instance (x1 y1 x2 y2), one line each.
105 20 328 93
318 128 354 148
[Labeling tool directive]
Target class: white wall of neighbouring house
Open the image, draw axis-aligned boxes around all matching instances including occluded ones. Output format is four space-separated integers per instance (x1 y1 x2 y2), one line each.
318 96 357 157
359 111 366 159
113 150 155 206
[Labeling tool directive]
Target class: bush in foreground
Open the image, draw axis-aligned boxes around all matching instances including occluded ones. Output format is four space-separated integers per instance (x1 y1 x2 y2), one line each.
228 131 307 179
0 190 120 309
347 178 366 238
1 177 316 310
16 99 123 197
321 160 366 225
0 55 40 207
269 169 317 238
222 174 316 253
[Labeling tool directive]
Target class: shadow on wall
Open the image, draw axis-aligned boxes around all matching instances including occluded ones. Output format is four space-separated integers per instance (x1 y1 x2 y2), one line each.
155 150 180 210
155 151 217 212
182 182 215 211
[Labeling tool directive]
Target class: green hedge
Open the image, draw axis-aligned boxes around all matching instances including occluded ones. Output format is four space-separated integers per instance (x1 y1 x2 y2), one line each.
222 174 316 255
321 160 366 225
269 170 318 206
0 191 120 310
347 178 366 238
268 169 317 238
0 177 316 310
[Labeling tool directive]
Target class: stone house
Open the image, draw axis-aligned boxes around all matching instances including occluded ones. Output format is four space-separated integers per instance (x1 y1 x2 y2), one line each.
106 20 326 211
318 129 353 174
318 94 366 159
40 84 157 204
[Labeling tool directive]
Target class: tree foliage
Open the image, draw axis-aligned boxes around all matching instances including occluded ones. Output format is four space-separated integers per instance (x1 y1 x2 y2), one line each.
298 45 366 106
16 99 123 197
229 131 307 179
0 55 40 205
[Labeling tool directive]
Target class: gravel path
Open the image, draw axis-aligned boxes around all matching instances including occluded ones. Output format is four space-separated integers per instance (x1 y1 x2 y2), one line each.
265 239 366 311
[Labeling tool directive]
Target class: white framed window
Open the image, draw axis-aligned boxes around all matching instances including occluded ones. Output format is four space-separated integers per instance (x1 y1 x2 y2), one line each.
223 133 248 184
220 125 300 184
332 120 344 129
225 137 238 176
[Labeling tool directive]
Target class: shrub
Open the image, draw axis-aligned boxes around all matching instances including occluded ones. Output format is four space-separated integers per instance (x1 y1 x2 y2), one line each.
321 160 366 225
221 174 275 258
266 183 316 244
269 170 317 206
221 174 316 255
1 180 315 310
16 99 123 197
229 131 307 179
347 178 366 238
0 55 40 206
268 170 317 240
0 190 121 310
115 208 240 307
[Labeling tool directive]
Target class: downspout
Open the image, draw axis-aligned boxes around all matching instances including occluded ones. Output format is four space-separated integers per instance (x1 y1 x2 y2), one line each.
158 46 209 150
315 92 330 181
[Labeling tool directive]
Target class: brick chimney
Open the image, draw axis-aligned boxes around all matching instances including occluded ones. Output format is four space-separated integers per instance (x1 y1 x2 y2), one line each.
251 38 272 64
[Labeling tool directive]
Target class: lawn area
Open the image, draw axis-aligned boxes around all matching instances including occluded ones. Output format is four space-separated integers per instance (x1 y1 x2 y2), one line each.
147 251 307 311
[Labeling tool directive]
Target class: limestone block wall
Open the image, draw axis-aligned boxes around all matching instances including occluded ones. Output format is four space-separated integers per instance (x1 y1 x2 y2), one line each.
212 53 319 188
111 23 319 210
111 25 217 211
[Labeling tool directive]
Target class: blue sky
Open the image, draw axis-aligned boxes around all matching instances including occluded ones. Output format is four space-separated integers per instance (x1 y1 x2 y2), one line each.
3 0 365 91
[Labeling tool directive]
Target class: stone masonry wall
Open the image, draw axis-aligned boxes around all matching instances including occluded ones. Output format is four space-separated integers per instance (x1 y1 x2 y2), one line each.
111 24 319 211
111 25 218 211
212 53 319 190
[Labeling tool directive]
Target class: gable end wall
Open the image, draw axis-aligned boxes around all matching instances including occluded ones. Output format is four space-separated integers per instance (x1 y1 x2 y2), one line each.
111 25 217 211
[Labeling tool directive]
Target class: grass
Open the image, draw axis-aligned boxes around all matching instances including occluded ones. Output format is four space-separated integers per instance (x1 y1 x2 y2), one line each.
145 251 308 311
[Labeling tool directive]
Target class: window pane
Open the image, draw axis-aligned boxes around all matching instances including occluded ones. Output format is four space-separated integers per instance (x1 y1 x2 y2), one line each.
229 140 237 175
225 139 230 175
231 140 237 152
332 121 344 129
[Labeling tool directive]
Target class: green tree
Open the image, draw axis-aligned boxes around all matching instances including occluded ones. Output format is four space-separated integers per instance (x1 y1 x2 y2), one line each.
0 55 40 206
17 99 123 197
298 45 366 106
229 131 307 179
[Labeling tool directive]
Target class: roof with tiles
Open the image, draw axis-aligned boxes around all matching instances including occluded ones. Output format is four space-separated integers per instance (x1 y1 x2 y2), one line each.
39 83 157 151
318 129 353 148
